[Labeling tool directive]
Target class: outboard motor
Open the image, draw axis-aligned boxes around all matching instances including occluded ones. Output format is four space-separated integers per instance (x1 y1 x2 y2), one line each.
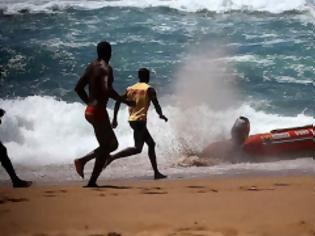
231 116 250 145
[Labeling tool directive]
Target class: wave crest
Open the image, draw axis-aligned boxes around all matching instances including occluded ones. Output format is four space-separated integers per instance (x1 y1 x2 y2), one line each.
0 0 313 15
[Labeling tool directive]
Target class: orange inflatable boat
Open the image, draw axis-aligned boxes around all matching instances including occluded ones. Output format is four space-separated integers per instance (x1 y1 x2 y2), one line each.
243 125 314 158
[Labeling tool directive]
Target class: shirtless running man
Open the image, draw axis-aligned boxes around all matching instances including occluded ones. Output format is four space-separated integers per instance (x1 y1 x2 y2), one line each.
74 41 133 187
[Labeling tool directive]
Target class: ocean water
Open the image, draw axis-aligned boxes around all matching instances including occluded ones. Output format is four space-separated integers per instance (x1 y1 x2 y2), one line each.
0 0 314 182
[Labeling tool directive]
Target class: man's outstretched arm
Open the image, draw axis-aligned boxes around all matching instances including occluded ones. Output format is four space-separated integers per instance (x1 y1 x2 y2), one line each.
149 88 168 122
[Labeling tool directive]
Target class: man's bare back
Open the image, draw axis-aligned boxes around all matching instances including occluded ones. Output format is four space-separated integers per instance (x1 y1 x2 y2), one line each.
76 60 114 107
74 41 133 187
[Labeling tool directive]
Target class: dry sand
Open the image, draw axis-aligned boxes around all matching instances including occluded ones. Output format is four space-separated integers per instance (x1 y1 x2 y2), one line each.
0 175 314 236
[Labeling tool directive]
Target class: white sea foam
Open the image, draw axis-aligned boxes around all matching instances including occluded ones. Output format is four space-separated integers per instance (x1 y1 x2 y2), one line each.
0 96 314 181
225 55 274 66
275 76 314 85
0 0 314 15
0 96 313 165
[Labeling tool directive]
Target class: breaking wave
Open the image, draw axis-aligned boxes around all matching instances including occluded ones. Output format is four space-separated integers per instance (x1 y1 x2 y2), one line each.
0 0 314 15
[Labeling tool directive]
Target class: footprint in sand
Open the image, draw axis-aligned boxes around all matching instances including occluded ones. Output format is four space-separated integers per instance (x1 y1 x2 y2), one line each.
151 187 162 190
6 197 29 202
88 232 121 236
177 226 208 232
186 185 206 189
187 186 218 193
240 186 275 191
0 197 29 204
44 190 55 194
43 189 68 197
44 190 67 194
141 190 168 195
173 226 238 236
107 233 121 236
138 186 167 194
170 225 213 236
43 192 56 198
98 185 132 190
196 189 218 193
273 183 290 187
137 187 162 190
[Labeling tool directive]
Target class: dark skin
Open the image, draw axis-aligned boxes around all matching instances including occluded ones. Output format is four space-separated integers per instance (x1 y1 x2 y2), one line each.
0 109 4 119
107 80 167 179
0 108 32 187
74 57 133 187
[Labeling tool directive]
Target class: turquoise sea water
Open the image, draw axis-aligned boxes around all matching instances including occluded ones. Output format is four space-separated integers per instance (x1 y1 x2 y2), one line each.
1 7 314 115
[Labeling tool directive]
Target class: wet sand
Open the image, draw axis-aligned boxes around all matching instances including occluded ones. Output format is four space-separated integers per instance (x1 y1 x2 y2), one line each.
0 175 314 236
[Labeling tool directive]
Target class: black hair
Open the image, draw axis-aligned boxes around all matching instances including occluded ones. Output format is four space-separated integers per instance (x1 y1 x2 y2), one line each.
231 116 250 145
239 116 249 123
97 41 111 60
138 68 150 83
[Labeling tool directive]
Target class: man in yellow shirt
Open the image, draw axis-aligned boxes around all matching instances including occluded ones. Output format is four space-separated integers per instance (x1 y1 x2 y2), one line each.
109 68 167 179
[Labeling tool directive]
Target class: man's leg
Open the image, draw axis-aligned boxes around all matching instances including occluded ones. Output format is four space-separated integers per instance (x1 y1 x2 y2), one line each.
74 149 97 179
74 117 118 179
75 108 113 179
0 142 32 187
143 127 167 179
86 122 118 187
105 122 146 167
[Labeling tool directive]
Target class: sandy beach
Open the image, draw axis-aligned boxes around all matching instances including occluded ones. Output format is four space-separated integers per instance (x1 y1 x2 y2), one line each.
0 175 314 236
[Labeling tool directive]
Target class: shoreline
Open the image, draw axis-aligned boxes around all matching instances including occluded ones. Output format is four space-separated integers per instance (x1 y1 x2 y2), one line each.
1 156 315 186
1 169 315 187
1 175 314 235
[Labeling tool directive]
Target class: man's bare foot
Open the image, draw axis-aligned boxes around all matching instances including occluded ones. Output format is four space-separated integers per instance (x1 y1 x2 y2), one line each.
84 182 99 188
154 173 167 180
13 180 32 188
74 159 84 179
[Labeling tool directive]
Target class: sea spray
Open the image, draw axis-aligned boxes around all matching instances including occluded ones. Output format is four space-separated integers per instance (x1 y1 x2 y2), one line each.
170 43 241 155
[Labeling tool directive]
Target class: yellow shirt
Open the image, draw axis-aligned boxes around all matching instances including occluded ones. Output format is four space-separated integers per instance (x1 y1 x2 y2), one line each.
127 82 151 121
